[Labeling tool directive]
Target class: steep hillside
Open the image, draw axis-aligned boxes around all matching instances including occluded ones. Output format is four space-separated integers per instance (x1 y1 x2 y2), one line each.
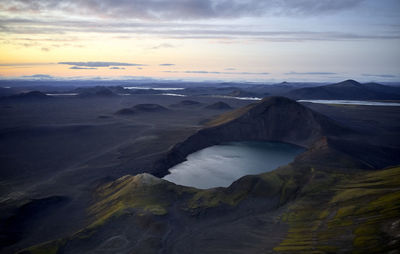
154 96 349 176
18 164 400 254
275 165 400 253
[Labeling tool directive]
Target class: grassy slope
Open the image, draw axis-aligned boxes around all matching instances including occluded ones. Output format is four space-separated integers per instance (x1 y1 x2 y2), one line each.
19 165 400 254
17 166 300 254
275 166 400 254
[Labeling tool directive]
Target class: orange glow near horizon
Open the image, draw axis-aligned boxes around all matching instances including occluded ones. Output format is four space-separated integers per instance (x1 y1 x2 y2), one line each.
1 0 399 82
0 35 276 80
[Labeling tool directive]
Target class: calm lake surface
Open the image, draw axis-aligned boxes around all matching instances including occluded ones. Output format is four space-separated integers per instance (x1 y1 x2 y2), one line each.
163 141 304 189
298 100 400 106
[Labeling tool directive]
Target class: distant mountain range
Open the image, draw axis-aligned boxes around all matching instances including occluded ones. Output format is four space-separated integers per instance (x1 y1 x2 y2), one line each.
2 79 400 101
6 91 51 100
285 79 400 100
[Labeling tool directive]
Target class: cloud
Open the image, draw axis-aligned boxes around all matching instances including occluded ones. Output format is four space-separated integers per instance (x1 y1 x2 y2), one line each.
0 0 365 20
159 63 175 66
2 18 398 42
21 74 54 79
1 1 398 46
165 70 269 75
185 70 220 74
285 71 338 75
109 67 125 69
0 62 55 67
150 43 176 50
362 74 397 78
225 68 236 71
70 66 97 70
59 62 145 67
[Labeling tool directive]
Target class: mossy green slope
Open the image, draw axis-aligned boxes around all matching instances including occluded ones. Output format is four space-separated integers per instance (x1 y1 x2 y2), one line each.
21 240 66 254
275 166 400 254
17 166 304 253
18 166 400 254
88 173 188 227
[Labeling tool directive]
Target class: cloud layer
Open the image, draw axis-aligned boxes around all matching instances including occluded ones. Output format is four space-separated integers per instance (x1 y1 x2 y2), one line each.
59 62 145 67
21 74 54 79
285 71 337 75
164 70 269 75
1 0 365 20
1 0 398 47
1 0 399 82
362 74 397 78
1 18 399 44
70 66 97 70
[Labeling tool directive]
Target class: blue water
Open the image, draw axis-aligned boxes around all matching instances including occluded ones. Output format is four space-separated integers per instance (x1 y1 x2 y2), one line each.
298 100 400 106
163 141 304 189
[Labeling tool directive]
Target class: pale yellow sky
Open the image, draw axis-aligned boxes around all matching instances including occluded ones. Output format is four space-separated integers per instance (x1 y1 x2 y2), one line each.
1 0 399 82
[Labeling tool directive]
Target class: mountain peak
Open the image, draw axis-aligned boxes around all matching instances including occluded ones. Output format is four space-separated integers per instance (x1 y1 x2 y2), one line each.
205 101 232 110
9 90 50 99
336 79 361 86
133 173 163 185
260 96 295 104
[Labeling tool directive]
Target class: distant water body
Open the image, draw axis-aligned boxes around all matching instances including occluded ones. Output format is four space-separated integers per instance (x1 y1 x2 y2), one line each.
212 95 262 101
160 93 187 97
163 141 304 189
124 86 185 91
46 93 78 96
298 100 400 106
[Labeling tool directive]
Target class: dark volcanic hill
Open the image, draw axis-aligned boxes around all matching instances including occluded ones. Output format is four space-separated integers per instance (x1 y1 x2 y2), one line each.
155 96 349 176
226 89 258 98
170 100 202 107
192 96 345 147
204 101 232 110
286 79 400 100
75 86 117 97
116 104 169 115
7 91 50 100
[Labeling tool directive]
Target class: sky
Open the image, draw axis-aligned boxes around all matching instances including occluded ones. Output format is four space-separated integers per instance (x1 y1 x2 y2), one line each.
0 0 399 82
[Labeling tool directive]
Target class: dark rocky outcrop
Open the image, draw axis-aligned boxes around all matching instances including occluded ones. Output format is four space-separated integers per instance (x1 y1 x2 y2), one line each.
204 101 232 110
154 96 349 176
0 196 70 249
115 104 169 115
170 100 202 107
